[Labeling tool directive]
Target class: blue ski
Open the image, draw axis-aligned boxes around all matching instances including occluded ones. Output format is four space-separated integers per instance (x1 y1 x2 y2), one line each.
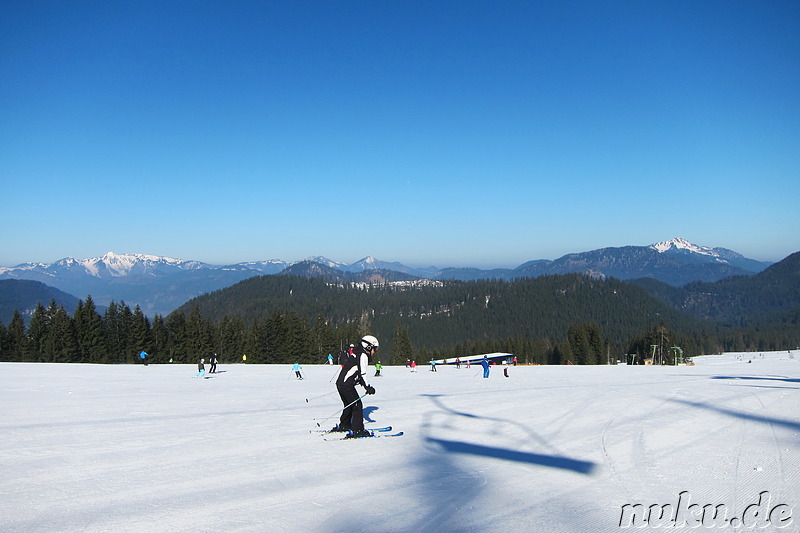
324 431 403 441
311 426 392 434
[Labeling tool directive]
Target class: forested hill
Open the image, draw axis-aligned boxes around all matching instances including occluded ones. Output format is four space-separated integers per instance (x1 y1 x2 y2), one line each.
3 264 797 365
0 280 81 324
631 251 800 326
176 250 800 361
177 274 709 357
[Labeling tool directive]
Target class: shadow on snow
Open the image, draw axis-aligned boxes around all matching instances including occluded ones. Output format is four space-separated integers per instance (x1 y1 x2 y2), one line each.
669 398 800 433
710 375 800 385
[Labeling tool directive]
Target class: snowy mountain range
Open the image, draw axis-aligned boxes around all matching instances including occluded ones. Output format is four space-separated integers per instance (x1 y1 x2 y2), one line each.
0 239 777 317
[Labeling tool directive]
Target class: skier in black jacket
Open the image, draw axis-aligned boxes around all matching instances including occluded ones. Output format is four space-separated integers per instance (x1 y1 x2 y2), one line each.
332 335 379 438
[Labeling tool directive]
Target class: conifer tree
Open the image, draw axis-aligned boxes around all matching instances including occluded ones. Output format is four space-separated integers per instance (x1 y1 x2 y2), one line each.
165 311 188 362
151 315 169 361
7 310 27 361
75 296 107 363
26 303 48 361
215 315 245 363
185 306 214 361
130 306 152 361
49 305 78 363
391 322 413 366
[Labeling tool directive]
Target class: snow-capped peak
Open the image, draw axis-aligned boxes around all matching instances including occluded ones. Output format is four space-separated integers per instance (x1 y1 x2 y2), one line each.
79 252 178 277
651 238 720 258
304 256 348 269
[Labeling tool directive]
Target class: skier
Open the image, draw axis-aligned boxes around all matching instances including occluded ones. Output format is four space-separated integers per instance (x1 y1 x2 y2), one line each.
209 353 218 373
331 335 378 438
481 356 490 378
503 362 509 378
339 345 355 365
196 358 206 378
139 351 148 366
410 360 417 373
455 357 461 369
327 354 334 365
430 360 437 372
293 362 303 380
375 361 382 377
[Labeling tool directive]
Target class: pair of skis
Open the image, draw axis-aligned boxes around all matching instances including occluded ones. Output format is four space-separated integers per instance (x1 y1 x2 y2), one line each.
316 426 404 440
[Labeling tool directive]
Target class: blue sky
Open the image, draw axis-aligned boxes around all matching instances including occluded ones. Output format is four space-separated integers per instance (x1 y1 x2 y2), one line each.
1 1 798 268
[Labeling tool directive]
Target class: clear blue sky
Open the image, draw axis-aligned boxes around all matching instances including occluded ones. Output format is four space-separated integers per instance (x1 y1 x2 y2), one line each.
2 1 798 268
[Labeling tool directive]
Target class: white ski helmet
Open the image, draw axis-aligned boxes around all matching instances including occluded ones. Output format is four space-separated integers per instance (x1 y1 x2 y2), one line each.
361 335 380 350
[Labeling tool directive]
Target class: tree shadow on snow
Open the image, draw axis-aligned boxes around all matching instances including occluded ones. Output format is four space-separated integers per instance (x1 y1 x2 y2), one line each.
418 394 596 475
394 394 598 532
669 398 800 432
710 375 800 385
426 437 596 474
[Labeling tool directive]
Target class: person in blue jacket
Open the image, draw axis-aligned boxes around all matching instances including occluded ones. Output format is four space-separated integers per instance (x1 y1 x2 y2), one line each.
139 351 148 366
481 356 490 378
293 362 303 379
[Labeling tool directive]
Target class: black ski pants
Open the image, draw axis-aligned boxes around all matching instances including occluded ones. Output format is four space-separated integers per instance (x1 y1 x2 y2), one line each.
337 384 364 432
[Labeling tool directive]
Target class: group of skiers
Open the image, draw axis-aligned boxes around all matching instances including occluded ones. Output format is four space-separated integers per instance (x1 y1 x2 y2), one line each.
195 354 218 377
189 335 513 438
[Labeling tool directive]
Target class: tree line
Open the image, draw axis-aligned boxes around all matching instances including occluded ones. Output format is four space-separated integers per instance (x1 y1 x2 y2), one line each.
1 273 797 365
0 297 373 365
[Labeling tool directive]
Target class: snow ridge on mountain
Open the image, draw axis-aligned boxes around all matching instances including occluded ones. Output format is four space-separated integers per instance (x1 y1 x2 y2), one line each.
652 237 719 257
78 252 208 277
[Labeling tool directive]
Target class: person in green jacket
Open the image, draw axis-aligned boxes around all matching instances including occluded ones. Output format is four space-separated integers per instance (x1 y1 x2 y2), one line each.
374 361 382 377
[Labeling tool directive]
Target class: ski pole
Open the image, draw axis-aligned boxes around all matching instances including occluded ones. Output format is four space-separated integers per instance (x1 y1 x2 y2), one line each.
315 393 368 427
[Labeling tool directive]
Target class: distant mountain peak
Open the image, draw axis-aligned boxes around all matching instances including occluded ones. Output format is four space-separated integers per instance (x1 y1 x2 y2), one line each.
303 256 347 269
651 238 719 257
77 252 200 277
355 256 378 267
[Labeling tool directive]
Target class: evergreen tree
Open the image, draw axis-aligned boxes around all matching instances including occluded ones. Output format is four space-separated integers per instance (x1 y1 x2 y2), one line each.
151 315 169 362
185 306 214 361
104 302 129 363
0 321 7 361
130 306 152 361
587 323 604 365
568 324 592 365
7 310 27 361
26 303 48 361
284 312 311 363
312 314 337 363
216 315 246 364
245 316 266 363
75 296 107 363
165 311 188 362
391 322 413 366
39 300 61 361
49 305 78 362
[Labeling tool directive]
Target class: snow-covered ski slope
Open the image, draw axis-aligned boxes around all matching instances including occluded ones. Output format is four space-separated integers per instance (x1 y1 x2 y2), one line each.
2 352 798 532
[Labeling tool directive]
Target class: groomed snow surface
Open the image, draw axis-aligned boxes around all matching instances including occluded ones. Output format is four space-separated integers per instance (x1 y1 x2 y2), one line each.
2 352 798 532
